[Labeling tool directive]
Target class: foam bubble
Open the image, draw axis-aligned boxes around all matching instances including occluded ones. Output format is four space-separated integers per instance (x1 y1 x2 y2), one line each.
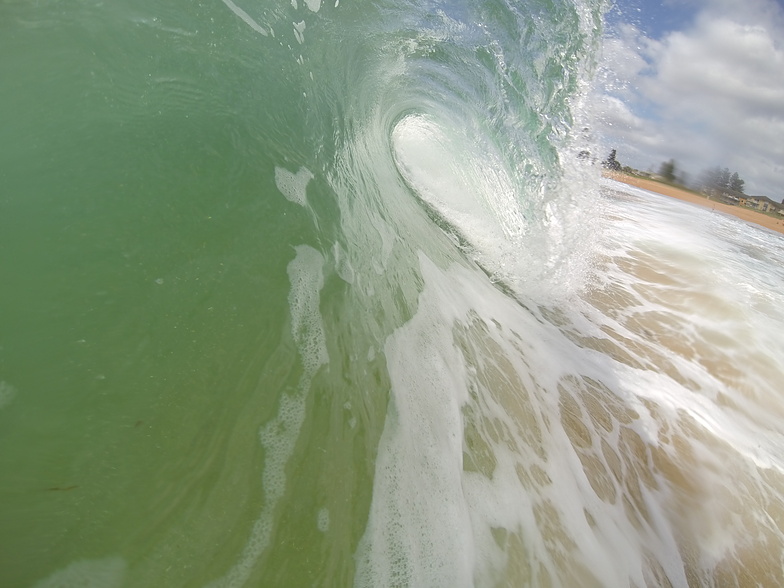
274 166 313 206
0 380 17 410
317 507 330 532
288 245 329 374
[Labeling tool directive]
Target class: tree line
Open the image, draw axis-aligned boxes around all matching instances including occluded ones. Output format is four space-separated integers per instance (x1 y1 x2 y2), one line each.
602 150 746 195
699 166 745 194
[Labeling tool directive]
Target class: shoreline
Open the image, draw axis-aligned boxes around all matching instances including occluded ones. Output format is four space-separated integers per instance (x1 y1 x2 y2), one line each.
605 172 784 236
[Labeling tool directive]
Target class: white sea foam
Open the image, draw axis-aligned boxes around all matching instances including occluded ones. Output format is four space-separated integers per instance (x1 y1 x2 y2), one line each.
0 380 17 410
358 252 640 586
207 245 327 588
275 166 314 206
219 0 268 36
355 254 475 588
317 507 330 532
287 245 329 374
293 20 306 44
332 241 355 284
355 211 784 586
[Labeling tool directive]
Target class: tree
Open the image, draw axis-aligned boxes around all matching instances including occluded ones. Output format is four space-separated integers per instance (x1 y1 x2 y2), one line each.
658 159 676 183
718 167 731 190
699 166 745 194
602 149 622 171
699 166 722 191
730 172 745 194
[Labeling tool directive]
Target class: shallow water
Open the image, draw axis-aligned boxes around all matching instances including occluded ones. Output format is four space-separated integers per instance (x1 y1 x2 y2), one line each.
2 0 784 586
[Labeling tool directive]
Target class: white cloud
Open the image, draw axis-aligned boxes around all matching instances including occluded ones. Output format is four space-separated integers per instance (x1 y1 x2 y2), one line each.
650 19 784 117
593 0 784 200
595 95 645 132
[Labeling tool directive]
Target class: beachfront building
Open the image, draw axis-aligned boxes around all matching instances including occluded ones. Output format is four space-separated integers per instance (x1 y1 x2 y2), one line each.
745 196 782 214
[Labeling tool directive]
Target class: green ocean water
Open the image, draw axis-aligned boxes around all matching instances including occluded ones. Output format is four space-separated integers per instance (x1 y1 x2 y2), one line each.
4 1 784 586
0 2 348 584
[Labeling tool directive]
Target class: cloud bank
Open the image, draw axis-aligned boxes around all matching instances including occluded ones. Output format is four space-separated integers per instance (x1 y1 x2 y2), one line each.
593 0 784 200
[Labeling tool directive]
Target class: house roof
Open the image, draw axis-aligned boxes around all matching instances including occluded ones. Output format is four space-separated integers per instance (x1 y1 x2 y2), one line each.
748 195 779 204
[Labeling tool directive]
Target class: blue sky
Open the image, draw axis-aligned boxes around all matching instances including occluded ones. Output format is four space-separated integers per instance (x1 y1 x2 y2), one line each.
605 0 701 39
594 0 784 200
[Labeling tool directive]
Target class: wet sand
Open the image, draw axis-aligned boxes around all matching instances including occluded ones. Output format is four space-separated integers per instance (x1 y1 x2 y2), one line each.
607 173 784 236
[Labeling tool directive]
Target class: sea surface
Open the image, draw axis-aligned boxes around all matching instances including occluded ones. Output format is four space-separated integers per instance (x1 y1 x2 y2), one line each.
2 0 784 586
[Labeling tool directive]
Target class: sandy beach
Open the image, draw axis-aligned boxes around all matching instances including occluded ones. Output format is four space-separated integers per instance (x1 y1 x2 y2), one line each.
607 173 784 235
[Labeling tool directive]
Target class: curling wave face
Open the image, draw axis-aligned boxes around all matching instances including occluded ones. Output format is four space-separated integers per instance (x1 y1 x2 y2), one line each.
3 0 784 586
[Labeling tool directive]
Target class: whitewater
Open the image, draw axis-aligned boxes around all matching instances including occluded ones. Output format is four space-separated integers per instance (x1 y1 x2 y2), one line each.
1 0 783 586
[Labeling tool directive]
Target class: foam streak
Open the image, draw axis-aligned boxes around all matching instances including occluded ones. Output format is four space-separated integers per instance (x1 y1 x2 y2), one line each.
219 0 268 36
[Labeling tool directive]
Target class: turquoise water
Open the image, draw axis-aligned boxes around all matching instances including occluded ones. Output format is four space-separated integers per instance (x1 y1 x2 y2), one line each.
2 1 784 586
